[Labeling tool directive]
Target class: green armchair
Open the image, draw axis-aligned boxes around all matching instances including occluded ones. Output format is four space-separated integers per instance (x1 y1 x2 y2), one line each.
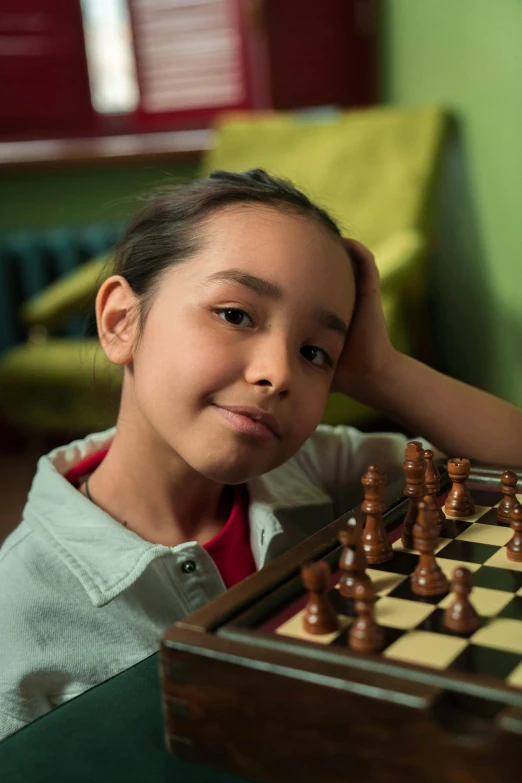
0 105 447 435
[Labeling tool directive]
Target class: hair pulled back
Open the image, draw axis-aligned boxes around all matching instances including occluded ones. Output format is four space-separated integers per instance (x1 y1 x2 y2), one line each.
111 168 343 327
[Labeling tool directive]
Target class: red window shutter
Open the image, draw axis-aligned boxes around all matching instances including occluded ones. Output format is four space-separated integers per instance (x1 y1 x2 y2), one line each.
0 0 95 138
264 0 378 109
127 0 377 132
128 0 265 132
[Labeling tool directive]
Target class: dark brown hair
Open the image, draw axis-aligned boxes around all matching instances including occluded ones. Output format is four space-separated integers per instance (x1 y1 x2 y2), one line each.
111 168 344 331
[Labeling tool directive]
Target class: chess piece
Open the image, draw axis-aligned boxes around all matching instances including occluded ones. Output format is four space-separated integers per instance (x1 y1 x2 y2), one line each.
302 560 339 635
411 497 448 596
338 516 371 599
424 449 446 532
443 566 480 634
361 465 393 564
498 470 519 525
444 458 475 518
423 493 444 535
348 579 384 654
507 503 522 562
401 441 427 548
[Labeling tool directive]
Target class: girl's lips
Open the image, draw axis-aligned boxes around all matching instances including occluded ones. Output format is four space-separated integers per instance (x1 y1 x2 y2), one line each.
213 406 278 441
217 404 281 436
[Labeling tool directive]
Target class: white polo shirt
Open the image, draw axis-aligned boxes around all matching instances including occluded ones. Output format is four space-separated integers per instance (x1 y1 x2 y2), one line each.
0 424 424 740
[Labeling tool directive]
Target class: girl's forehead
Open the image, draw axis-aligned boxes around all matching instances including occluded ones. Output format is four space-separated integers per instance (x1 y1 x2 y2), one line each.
164 206 355 322
205 204 331 245
198 206 352 279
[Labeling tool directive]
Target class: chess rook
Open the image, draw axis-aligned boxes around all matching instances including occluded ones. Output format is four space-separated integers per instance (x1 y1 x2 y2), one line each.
348 579 384 654
401 441 426 548
411 497 449 596
361 465 393 564
338 516 371 599
443 566 480 634
301 560 338 635
498 470 519 525
444 458 475 518
163 461 522 783
507 503 522 562
424 449 446 532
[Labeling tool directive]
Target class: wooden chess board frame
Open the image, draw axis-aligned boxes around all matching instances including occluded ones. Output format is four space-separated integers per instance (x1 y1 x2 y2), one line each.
161 465 522 783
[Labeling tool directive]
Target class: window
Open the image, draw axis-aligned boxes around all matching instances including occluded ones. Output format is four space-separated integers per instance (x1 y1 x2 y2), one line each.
80 0 138 115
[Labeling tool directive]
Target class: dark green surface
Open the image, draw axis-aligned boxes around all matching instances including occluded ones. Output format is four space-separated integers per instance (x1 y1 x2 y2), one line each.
0 163 199 235
0 652 250 783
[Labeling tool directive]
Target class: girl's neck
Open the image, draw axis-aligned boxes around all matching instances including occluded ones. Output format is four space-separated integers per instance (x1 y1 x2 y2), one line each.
82 423 233 548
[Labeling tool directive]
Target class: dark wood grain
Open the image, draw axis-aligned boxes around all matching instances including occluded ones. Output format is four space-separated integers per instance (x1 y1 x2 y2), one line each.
161 627 522 783
162 466 522 782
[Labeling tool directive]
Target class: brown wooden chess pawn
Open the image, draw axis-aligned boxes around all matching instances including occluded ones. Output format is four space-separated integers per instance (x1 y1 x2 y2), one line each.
361 465 393 564
507 503 522 562
301 560 339 635
424 449 446 532
443 566 480 634
498 470 520 525
411 498 448 596
444 458 475 518
401 441 426 548
348 579 384 654
338 515 371 599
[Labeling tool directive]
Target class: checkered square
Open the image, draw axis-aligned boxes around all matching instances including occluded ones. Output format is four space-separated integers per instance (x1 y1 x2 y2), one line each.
435 539 499 564
270 481 522 688
499 596 522 621
474 566 522 593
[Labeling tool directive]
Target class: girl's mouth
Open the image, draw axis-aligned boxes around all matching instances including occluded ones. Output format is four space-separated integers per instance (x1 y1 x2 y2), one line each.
213 405 279 441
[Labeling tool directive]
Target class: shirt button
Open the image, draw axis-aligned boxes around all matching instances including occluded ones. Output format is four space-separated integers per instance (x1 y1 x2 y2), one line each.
181 560 196 574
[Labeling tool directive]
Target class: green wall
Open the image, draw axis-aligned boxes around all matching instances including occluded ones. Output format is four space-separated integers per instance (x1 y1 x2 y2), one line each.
0 161 199 234
381 0 522 405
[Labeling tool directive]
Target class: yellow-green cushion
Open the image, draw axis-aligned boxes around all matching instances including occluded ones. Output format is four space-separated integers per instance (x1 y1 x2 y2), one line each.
20 254 112 330
202 105 448 249
0 339 120 432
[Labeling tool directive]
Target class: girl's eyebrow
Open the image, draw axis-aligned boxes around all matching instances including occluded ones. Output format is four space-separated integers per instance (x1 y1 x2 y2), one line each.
205 267 348 338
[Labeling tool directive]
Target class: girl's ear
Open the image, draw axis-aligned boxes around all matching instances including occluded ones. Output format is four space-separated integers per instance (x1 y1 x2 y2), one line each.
96 275 140 366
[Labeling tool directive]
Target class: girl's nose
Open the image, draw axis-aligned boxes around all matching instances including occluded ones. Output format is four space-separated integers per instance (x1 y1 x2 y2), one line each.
244 339 293 396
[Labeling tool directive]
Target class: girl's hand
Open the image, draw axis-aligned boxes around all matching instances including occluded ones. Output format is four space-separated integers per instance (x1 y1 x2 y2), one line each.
331 239 398 399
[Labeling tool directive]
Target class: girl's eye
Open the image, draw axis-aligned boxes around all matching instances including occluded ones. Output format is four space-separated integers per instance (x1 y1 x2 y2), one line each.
215 309 333 368
301 345 334 369
215 308 253 327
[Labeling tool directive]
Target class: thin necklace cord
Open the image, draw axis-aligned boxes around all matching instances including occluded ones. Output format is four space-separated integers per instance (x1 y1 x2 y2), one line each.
84 475 94 503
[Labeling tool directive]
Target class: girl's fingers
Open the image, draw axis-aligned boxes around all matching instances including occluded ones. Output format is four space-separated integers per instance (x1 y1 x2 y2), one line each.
342 238 381 294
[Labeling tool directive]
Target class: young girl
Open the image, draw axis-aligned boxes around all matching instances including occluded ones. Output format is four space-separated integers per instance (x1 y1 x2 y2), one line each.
1 169 521 741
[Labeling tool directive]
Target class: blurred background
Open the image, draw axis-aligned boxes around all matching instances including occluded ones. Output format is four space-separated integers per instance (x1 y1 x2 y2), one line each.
0 0 521 541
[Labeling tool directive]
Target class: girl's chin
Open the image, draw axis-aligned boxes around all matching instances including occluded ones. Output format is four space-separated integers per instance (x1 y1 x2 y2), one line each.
197 464 262 485
194 452 278 485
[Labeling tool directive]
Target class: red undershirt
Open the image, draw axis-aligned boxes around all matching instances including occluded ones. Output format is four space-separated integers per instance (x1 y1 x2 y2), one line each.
65 449 257 588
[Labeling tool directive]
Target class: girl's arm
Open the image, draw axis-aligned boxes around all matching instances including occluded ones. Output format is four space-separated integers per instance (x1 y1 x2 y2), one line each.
333 239 522 467
353 353 522 466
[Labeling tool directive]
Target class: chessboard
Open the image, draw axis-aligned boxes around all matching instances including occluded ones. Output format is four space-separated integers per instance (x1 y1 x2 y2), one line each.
272 454 522 685
271 502 522 685
161 450 522 783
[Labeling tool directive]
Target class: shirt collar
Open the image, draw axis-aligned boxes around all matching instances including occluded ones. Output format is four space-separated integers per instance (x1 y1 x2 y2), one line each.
23 429 333 606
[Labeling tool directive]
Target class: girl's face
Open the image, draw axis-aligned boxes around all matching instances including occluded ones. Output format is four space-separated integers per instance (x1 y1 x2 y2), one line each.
129 206 356 484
